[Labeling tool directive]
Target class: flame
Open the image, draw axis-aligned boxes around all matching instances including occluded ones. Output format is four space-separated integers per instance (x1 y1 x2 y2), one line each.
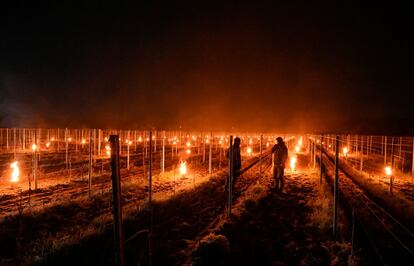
298 137 303 146
105 145 111 157
186 149 191 154
179 161 187 175
385 166 392 176
343 147 348 157
82 139 86 144
46 142 50 148
206 139 209 143
51 137 55 141
290 156 297 172
267 142 270 147
32 143 37 151
247 147 252 155
186 142 191 147
138 136 142 142
295 146 300 153
68 137 72 142
10 161 19 183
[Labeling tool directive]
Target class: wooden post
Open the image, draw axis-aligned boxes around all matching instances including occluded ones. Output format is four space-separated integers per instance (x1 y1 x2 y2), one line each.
320 134 323 184
149 131 153 205
89 129 93 196
109 135 125 266
209 132 212 175
360 136 364 172
162 131 165 173
259 134 263 178
390 137 395 195
333 135 339 238
412 137 414 179
384 136 387 166
227 135 233 217
33 146 38 190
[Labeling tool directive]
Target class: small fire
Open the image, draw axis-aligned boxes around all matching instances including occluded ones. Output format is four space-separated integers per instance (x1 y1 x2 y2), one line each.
32 143 37 151
179 161 187 175
290 156 297 172
67 137 72 142
343 147 348 157
138 136 142 142
186 149 191 154
247 147 252 155
267 142 270 147
46 142 51 148
51 137 55 141
104 137 108 142
295 146 300 153
298 137 303 146
206 139 209 143
81 139 86 144
105 145 111 157
385 166 392 176
186 142 191 147
10 161 20 183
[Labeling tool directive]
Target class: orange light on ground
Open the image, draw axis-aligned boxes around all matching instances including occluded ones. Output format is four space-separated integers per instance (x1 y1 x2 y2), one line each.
385 166 392 176
10 161 20 183
180 161 187 175
290 156 297 172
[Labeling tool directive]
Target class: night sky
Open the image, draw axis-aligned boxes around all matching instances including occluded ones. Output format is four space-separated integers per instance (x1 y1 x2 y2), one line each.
1 2 413 134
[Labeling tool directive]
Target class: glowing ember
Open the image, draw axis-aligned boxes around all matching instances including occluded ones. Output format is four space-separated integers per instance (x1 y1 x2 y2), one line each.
247 147 252 155
10 161 20 183
385 166 392 176
179 161 187 175
342 147 348 157
32 143 37 151
290 156 297 172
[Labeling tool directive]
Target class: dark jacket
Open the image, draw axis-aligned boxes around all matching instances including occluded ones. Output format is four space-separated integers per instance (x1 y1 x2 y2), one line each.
272 142 288 168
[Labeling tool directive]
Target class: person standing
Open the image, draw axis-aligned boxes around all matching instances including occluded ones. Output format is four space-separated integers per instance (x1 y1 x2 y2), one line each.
272 137 288 192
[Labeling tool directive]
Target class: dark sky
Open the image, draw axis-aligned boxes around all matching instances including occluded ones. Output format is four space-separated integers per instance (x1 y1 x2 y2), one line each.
1 1 413 134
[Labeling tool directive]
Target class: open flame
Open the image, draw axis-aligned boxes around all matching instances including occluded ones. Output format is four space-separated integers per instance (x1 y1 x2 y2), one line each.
46 142 51 148
179 161 187 175
82 139 86 144
186 149 191 154
32 143 37 151
10 161 19 183
295 146 300 153
247 147 252 155
105 145 111 157
343 147 348 157
290 156 297 172
385 166 392 176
